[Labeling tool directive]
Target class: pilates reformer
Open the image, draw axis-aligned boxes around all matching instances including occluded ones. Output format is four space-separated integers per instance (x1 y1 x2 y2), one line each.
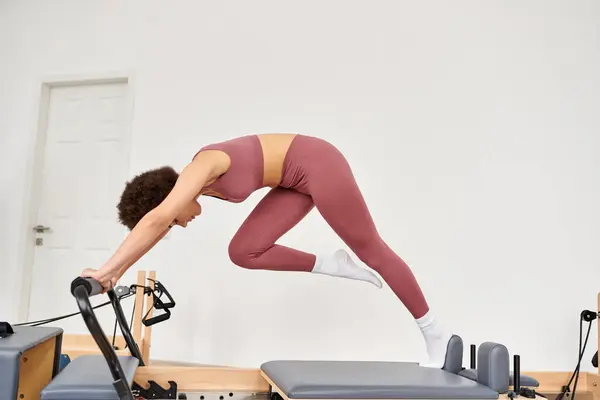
2 276 546 400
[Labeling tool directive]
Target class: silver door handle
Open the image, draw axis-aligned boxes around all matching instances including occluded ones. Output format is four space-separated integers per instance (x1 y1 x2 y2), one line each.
33 225 51 233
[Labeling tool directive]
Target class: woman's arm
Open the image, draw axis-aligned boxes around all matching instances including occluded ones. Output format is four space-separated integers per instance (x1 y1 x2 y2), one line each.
83 150 229 286
111 226 171 285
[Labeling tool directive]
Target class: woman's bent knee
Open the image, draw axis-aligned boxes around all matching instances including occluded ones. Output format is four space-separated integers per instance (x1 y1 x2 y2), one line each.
228 238 262 269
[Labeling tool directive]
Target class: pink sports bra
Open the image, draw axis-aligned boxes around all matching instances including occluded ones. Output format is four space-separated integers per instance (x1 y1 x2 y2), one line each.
193 135 265 203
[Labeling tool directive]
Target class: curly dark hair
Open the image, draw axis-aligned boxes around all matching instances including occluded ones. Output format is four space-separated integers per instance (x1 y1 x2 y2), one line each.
117 166 179 230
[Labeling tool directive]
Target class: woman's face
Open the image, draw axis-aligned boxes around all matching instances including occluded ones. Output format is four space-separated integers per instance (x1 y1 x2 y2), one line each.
173 199 202 227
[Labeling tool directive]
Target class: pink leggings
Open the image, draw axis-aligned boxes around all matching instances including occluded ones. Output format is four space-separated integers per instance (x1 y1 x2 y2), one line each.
227 135 430 319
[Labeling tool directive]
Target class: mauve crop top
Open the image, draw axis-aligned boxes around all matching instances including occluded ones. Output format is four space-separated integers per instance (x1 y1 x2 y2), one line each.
193 135 264 203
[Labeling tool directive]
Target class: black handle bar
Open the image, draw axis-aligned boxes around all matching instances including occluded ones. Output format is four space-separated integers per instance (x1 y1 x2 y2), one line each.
71 276 104 297
71 277 145 400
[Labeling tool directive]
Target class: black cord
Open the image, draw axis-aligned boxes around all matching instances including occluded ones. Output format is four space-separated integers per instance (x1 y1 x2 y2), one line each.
572 318 591 400
111 317 118 348
142 299 155 322
13 293 135 327
130 300 136 332
121 299 137 350
112 290 138 350
556 315 593 400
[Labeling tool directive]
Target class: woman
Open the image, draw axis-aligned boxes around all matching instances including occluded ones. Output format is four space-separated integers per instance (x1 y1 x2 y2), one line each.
81 133 453 368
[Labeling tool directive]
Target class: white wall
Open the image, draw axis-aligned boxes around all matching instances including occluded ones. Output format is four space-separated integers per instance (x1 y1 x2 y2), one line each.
2 0 600 371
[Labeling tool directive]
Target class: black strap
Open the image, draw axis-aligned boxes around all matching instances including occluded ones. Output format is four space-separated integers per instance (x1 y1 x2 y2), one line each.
0 321 14 338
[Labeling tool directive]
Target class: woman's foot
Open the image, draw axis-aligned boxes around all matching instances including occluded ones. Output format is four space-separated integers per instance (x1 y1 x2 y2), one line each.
416 311 453 368
312 249 382 288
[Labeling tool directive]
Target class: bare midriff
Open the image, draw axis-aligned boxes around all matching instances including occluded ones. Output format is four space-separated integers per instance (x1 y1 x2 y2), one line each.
256 133 298 187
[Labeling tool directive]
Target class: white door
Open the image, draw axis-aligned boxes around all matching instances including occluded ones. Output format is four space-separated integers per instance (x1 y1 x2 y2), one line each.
27 81 132 334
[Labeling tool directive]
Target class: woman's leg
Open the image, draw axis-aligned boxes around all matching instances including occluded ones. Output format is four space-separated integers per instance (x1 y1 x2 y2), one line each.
228 187 381 286
305 144 452 368
228 187 315 271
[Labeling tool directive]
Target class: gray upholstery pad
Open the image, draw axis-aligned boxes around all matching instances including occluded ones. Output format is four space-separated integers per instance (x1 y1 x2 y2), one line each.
442 335 463 374
261 360 499 399
509 373 539 388
41 355 139 400
458 369 539 387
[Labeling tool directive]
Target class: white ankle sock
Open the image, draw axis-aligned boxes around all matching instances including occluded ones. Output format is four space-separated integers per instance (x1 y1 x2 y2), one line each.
312 249 382 288
416 311 453 368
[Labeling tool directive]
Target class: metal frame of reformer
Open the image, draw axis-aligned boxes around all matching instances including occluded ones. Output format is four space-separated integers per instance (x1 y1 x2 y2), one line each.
70 271 600 400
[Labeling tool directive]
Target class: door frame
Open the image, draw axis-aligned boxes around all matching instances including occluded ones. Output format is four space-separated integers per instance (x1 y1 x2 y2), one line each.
17 70 136 322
